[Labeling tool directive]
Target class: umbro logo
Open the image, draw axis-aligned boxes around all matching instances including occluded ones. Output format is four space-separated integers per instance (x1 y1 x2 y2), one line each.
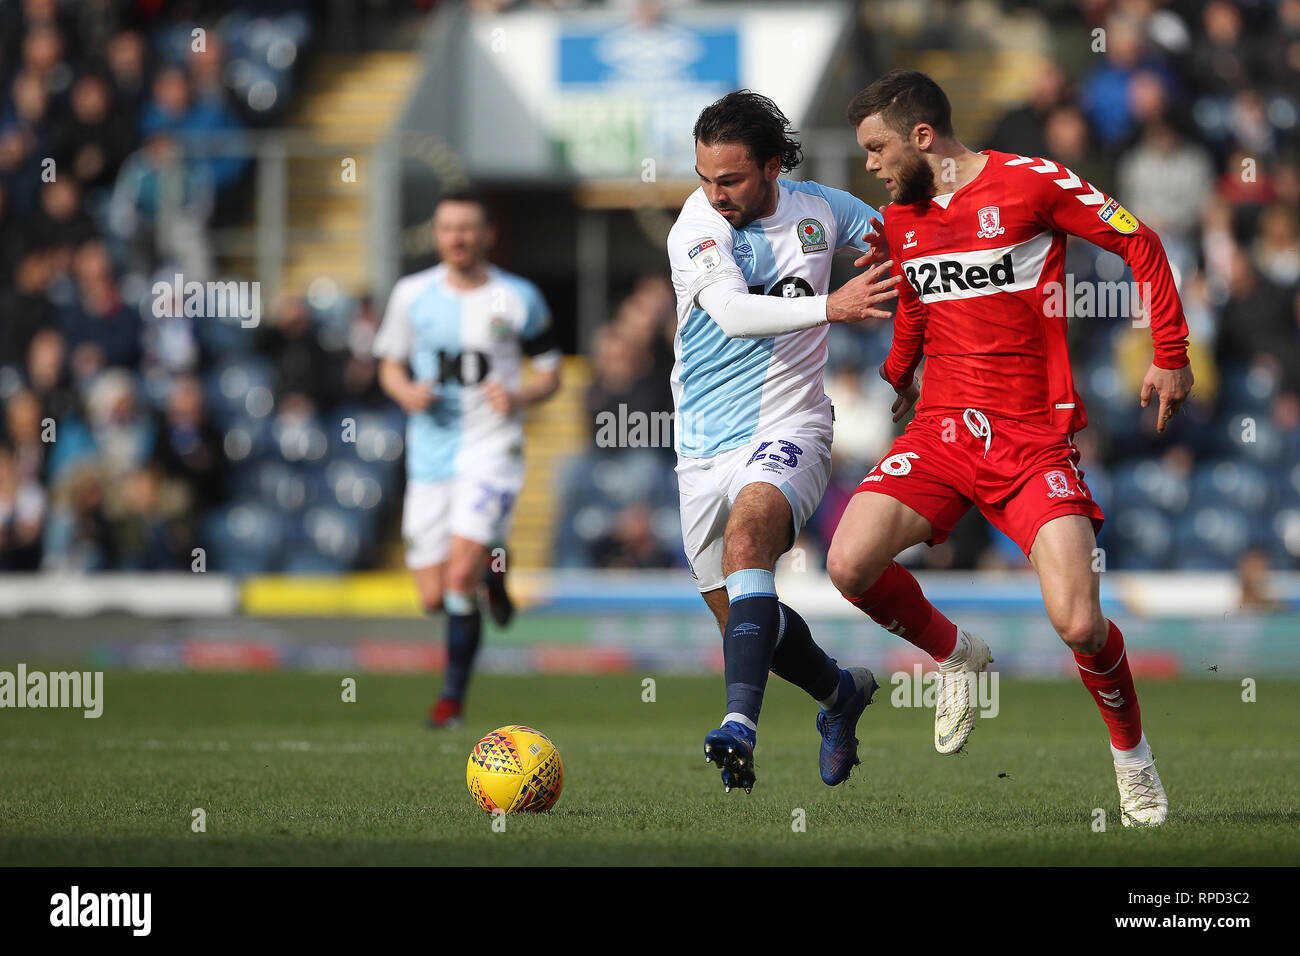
732 622 761 636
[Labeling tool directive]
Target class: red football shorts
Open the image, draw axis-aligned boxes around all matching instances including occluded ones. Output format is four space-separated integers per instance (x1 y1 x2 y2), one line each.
854 410 1104 557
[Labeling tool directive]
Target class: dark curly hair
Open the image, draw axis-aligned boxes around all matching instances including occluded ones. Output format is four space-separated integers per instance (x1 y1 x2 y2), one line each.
693 90 803 172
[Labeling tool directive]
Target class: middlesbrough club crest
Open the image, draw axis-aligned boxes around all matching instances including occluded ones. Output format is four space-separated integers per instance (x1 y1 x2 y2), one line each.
1044 470 1075 499
976 205 1005 239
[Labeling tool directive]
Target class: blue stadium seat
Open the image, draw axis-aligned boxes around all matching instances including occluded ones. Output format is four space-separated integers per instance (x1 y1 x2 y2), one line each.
1172 507 1253 570
1265 507 1300 565
1191 460 1272 514
1217 409 1284 465
1111 458 1189 513
203 357 277 428
272 413 329 464
1108 507 1175 569
201 502 288 574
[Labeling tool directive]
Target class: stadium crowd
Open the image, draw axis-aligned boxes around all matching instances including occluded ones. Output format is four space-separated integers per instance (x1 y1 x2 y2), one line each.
3 0 1298 576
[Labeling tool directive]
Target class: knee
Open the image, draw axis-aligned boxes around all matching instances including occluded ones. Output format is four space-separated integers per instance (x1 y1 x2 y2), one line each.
1055 612 1107 654
722 527 774 577
826 542 886 598
445 562 479 596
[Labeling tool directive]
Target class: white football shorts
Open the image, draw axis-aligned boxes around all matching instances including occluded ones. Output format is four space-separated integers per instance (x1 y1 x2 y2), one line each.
402 463 524 568
675 418 832 592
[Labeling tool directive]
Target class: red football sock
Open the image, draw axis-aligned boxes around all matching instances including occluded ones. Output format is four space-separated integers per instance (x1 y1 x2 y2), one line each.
1073 620 1143 751
845 561 958 661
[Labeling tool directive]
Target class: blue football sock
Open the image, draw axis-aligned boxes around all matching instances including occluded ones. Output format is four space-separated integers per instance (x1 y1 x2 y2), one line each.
442 591 481 702
721 569 781 732
770 602 842 706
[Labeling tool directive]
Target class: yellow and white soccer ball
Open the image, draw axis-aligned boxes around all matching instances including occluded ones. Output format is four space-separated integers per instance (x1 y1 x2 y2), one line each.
466 724 564 813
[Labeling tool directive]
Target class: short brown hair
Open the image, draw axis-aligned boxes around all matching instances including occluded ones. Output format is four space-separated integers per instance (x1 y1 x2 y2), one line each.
847 69 954 139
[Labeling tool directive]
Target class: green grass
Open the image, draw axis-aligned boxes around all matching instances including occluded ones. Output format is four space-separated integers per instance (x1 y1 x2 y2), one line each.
0 673 1296 865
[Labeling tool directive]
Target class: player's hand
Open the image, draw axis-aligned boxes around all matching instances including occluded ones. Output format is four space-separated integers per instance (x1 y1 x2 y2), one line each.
399 381 436 414
853 216 890 268
889 380 920 423
482 381 515 415
826 259 901 324
1140 362 1194 433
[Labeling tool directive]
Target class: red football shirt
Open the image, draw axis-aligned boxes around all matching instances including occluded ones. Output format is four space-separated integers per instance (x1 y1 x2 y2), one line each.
880 149 1190 434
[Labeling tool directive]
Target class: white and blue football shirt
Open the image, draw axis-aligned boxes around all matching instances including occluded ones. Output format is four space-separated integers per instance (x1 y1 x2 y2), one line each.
373 264 560 482
666 179 880 458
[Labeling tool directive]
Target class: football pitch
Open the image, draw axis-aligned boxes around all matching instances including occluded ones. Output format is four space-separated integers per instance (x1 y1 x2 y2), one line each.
1 672 1296 866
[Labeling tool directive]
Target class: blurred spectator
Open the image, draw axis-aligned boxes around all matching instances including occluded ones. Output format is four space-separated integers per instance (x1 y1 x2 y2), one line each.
987 59 1068 159
585 321 671 453
24 327 78 423
1252 203 1300 287
1116 117 1214 270
334 295 387 407
1237 548 1284 612
55 239 142 381
40 460 112 572
153 374 225 512
1189 0 1255 98
109 131 215 280
1079 14 1173 150
4 389 49 486
0 441 45 570
104 30 149 126
140 64 247 193
591 502 675 570
27 179 97 259
106 462 190 570
0 251 57 377
52 72 132 194
262 296 330 414
84 368 157 483
1215 246 1299 389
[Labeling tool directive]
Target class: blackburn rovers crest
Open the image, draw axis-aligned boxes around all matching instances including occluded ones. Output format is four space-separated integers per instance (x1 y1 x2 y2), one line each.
976 205 1005 239
797 218 828 253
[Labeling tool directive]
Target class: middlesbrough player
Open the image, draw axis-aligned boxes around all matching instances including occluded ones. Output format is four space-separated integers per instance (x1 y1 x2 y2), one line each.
668 91 901 792
374 190 562 728
829 71 1192 826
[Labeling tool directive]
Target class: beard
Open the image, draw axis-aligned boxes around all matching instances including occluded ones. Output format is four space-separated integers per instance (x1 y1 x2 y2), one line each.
894 148 936 206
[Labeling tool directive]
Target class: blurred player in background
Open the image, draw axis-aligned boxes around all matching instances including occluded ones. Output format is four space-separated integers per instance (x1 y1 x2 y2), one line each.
668 91 901 792
374 190 562 728
829 70 1193 825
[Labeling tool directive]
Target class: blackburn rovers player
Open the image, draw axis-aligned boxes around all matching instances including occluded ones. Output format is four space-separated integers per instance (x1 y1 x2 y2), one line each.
668 91 902 792
375 190 562 728
828 71 1193 825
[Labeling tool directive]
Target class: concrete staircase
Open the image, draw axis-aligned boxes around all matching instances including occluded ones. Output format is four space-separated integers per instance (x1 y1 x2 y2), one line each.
509 356 592 570
280 50 420 296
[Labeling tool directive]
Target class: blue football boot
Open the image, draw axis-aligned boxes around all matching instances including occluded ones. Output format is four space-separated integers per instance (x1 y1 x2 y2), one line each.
816 666 879 786
703 721 757 794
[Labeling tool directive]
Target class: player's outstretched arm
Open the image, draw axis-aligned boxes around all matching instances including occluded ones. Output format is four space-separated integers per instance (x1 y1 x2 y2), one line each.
1027 162 1192 429
826 259 901 324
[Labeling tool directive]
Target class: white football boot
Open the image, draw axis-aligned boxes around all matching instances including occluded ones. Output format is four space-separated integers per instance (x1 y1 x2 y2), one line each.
1116 758 1169 827
934 630 993 755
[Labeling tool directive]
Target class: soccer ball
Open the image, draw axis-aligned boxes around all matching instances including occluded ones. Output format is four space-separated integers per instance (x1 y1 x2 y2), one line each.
466 724 564 813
